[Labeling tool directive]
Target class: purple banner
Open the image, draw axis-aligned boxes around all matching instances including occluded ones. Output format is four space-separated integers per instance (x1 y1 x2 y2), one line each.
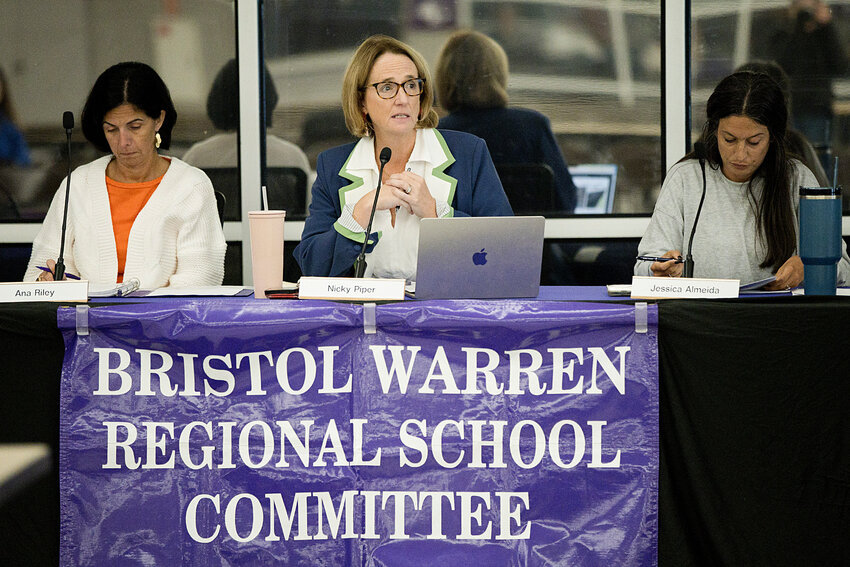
59 299 658 566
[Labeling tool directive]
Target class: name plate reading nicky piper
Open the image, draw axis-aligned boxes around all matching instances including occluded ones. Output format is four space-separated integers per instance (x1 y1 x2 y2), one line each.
0 280 88 303
631 275 739 299
299 276 405 301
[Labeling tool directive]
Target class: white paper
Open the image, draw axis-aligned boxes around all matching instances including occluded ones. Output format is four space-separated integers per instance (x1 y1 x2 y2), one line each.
145 286 249 297
792 287 850 296
88 278 140 297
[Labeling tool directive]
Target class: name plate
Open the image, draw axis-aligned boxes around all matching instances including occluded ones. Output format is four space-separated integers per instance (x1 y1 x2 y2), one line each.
631 276 739 299
298 276 405 301
0 280 89 303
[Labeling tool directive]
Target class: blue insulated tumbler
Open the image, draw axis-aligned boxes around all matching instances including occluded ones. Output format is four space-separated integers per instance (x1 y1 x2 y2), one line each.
799 186 842 295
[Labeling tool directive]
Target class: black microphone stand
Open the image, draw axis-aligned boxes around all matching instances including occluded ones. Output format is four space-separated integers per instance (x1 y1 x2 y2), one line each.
353 148 391 278
54 111 74 281
684 144 708 278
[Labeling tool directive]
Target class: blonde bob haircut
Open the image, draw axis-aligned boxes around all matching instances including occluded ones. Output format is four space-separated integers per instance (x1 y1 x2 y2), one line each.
435 30 509 113
342 34 439 138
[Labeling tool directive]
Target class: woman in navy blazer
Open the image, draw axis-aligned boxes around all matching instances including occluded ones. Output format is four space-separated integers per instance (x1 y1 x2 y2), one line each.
294 35 512 279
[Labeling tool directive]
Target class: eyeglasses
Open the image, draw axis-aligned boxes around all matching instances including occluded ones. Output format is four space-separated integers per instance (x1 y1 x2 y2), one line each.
361 78 426 99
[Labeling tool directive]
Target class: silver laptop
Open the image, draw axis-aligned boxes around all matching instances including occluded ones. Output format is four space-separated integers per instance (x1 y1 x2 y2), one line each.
413 216 545 299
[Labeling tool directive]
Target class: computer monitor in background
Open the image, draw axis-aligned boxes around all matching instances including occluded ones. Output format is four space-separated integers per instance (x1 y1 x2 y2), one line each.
569 164 617 214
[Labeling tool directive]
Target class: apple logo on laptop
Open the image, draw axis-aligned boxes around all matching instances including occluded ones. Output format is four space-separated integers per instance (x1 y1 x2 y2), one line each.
472 248 487 266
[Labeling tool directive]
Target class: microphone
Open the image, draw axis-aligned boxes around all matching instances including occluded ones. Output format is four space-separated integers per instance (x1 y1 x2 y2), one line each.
353 147 392 278
54 111 74 281
684 141 708 278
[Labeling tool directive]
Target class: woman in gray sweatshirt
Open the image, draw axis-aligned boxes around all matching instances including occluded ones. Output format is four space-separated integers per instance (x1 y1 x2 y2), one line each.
635 71 850 288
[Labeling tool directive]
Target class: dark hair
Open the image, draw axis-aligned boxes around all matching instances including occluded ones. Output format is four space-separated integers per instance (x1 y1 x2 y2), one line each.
0 66 18 124
735 60 792 109
207 59 279 131
734 61 815 173
697 71 794 271
81 62 177 153
435 30 509 112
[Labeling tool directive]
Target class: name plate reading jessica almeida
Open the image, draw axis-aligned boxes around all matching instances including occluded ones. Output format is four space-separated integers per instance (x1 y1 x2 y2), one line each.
298 276 405 301
631 275 739 299
0 280 89 303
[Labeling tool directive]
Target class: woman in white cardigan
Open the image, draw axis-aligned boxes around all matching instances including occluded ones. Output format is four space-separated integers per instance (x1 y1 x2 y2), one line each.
25 62 226 288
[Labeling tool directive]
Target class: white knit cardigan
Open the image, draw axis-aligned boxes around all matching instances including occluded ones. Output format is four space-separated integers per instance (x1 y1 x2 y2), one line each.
24 155 226 288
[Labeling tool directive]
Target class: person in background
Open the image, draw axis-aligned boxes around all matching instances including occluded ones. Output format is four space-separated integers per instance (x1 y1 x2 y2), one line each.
25 61 226 287
635 71 850 288
435 29 577 213
294 34 512 279
0 66 32 167
736 60 830 187
770 0 846 171
182 58 311 177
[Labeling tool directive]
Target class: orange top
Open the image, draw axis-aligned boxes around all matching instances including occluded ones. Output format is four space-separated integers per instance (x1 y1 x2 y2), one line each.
106 173 164 282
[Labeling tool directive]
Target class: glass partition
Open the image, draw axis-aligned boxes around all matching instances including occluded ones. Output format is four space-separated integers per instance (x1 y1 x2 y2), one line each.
691 0 850 200
263 0 663 217
263 0 662 284
0 0 238 282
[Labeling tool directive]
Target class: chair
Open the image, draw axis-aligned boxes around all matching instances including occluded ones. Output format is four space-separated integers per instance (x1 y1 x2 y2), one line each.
265 167 308 215
202 167 308 220
214 191 226 227
299 109 354 166
494 163 557 214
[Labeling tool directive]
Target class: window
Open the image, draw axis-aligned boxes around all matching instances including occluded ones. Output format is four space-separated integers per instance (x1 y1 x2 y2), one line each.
0 0 238 281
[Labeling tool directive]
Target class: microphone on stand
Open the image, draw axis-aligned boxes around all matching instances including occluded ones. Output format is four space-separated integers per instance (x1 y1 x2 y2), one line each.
683 141 708 278
353 147 392 278
53 111 75 281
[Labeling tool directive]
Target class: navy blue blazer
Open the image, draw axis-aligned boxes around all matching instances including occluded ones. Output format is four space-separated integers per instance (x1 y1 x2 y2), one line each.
294 129 513 277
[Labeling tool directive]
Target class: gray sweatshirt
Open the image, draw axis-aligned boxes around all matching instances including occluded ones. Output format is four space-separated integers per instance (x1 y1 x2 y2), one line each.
635 159 850 284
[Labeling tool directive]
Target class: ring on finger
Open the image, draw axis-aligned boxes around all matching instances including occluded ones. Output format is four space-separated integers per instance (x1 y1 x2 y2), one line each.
404 185 412 194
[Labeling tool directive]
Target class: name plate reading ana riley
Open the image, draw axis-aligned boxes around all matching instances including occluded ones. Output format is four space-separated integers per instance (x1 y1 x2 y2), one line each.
0 280 89 303
631 275 739 299
298 276 405 301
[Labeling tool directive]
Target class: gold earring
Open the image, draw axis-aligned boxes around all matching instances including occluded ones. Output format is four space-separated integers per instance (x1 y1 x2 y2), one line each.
155 132 162 149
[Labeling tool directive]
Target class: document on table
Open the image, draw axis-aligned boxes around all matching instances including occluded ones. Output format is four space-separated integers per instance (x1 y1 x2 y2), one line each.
792 287 850 296
739 276 776 291
88 278 141 297
142 286 252 297
606 284 632 297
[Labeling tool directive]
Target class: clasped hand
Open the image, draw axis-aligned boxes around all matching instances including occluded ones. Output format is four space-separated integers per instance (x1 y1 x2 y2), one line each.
354 171 437 228
382 171 436 219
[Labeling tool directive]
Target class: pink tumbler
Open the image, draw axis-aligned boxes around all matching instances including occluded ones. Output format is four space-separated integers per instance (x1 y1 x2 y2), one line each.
248 210 285 298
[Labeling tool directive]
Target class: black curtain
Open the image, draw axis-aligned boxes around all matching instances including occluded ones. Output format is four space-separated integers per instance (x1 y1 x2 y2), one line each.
659 297 850 566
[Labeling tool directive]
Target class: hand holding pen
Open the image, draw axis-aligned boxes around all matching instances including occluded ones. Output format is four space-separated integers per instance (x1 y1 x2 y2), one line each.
35 259 80 281
637 251 684 277
636 255 683 264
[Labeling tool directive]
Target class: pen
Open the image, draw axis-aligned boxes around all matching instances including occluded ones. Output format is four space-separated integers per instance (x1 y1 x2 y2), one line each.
635 255 683 264
36 266 81 280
